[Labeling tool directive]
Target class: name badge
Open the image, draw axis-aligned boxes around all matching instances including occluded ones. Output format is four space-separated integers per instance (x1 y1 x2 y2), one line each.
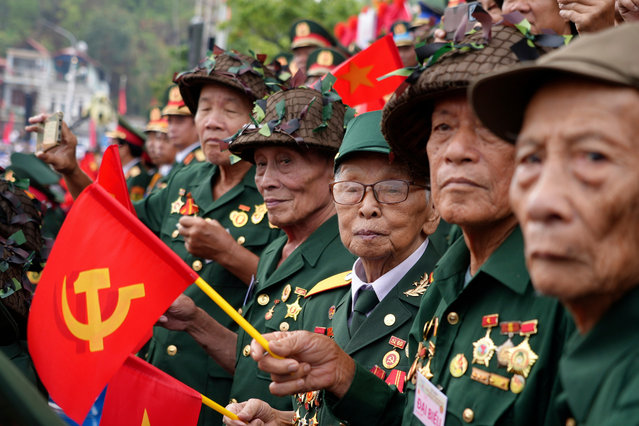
413 371 447 426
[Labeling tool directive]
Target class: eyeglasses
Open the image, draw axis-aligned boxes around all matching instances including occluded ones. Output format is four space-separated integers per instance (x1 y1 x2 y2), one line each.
329 180 428 205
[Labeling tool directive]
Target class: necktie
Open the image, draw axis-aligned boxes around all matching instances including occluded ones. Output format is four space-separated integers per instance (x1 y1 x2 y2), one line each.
350 287 379 335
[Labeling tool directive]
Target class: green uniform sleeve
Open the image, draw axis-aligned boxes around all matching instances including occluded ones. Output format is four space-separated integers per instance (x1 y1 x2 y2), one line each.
327 362 406 426
133 181 169 233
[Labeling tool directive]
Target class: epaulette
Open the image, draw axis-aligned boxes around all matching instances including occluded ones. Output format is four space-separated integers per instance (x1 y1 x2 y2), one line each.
305 270 352 298
183 152 195 165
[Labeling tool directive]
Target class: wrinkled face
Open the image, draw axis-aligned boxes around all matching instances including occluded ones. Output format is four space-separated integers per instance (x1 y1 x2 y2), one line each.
481 0 503 23
334 153 435 267
195 83 252 165
511 80 639 302
254 146 334 229
146 131 176 166
167 115 198 152
502 0 571 34
427 94 515 227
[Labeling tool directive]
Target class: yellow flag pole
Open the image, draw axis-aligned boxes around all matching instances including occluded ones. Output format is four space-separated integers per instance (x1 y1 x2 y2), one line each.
194 277 283 359
201 393 243 422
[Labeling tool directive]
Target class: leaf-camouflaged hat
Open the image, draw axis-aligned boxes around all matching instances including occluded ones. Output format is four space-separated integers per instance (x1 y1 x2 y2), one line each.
176 49 280 115
381 11 570 175
230 76 354 162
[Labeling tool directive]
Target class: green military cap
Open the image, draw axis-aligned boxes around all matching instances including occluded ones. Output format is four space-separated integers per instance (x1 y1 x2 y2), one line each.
290 19 337 50
105 116 146 147
8 153 60 187
334 110 390 171
306 48 346 77
470 23 639 144
390 21 415 47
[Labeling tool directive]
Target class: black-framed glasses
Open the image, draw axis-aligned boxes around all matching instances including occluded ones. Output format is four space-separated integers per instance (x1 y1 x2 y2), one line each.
329 180 428 205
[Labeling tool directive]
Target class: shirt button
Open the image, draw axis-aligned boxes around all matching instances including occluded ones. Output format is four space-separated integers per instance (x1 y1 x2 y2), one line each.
171 229 179 238
565 418 576 426
447 312 460 325
257 294 270 305
384 314 396 326
237 236 246 245
192 260 203 271
462 408 474 423
280 322 290 331
237 307 243 315
229 398 238 404
242 345 251 357
167 345 177 356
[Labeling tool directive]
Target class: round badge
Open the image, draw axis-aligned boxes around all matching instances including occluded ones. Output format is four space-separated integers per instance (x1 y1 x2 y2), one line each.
192 260 203 272
237 235 246 245
257 294 270 306
230 210 248 227
384 314 396 326
497 340 514 367
279 322 290 332
281 284 292 302
382 349 400 369
510 374 526 394
449 353 468 378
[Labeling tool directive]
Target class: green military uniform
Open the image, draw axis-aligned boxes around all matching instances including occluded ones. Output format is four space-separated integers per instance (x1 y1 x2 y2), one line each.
136 161 281 425
230 215 356 411
330 228 574 426
555 286 639 425
294 241 442 425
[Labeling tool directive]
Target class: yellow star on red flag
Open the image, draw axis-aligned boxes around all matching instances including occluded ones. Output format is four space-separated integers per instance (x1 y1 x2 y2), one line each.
340 63 375 94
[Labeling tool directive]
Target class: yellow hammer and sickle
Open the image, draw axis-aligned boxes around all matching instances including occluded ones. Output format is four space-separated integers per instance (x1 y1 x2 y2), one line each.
61 268 145 352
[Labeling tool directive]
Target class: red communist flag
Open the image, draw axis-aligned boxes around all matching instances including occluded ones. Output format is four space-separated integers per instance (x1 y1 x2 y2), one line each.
27 183 198 423
97 144 135 214
332 34 405 108
100 354 201 426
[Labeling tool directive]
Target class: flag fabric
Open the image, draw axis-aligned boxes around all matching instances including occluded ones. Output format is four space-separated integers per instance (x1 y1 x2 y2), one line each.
89 117 97 149
96 144 135 214
100 354 201 426
27 183 198 423
332 34 405 108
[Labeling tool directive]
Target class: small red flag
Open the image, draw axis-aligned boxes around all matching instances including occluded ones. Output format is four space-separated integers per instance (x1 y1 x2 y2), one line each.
97 144 135 214
27 183 198 423
118 75 127 116
100 354 201 426
332 34 405 108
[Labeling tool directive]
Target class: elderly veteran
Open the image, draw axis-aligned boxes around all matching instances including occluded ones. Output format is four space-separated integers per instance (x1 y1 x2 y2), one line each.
243 23 575 426
28 50 282 425
471 22 639 425
158 85 356 412
224 110 442 425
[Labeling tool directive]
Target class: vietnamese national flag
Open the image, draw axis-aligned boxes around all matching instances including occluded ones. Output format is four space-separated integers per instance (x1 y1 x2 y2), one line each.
100 354 201 426
97 144 135 215
332 34 405 108
27 183 198 423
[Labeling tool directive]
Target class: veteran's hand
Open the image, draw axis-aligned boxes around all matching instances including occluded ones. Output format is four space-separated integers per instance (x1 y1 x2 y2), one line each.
156 294 199 331
224 399 293 426
557 0 615 32
250 331 356 398
178 216 237 261
26 114 80 175
616 0 639 21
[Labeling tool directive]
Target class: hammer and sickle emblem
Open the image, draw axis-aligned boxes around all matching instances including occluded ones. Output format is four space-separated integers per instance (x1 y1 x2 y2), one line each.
61 268 145 352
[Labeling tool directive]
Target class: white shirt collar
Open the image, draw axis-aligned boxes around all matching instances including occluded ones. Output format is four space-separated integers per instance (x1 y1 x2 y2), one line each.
350 238 429 312
175 142 201 164
159 164 173 176
122 158 140 176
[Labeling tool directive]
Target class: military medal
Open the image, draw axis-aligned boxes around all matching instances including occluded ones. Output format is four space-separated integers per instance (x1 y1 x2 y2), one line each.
281 284 292 302
230 210 248 227
264 299 280 321
419 357 434 380
506 319 539 378
285 288 306 321
472 314 499 367
327 305 336 320
449 353 468 378
382 336 406 369
510 374 526 394
251 203 268 224
497 321 520 367
257 294 270 305
179 192 199 216
170 189 186 214
404 271 434 297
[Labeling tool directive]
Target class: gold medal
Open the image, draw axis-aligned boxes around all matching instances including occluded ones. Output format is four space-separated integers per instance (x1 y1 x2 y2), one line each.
264 299 279 321
257 294 270 305
251 203 268 224
230 210 248 227
281 284 292 302
383 349 400 369
419 358 434 380
497 321 521 367
170 196 185 214
285 296 303 321
449 353 468 378
407 357 420 383
506 320 539 378
472 314 498 367
510 374 526 394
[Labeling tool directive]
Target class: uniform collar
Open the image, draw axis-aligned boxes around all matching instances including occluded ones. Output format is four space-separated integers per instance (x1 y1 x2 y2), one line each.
175 142 200 163
559 285 639 422
122 158 140 176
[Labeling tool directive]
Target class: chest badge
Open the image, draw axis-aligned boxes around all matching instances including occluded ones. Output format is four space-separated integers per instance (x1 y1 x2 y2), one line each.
472 314 499 367
251 203 268 224
506 319 539 378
